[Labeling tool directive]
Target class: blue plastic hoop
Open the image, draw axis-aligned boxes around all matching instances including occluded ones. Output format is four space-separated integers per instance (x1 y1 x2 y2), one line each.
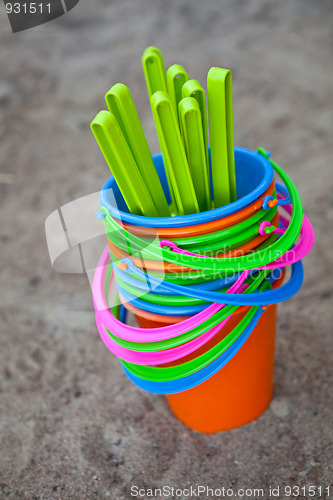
117 258 304 306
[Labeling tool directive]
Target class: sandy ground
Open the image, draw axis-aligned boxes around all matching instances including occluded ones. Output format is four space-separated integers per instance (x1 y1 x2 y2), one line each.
0 0 332 498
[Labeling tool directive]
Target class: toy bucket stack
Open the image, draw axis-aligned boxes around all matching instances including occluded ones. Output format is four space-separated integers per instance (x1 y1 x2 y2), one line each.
91 47 314 433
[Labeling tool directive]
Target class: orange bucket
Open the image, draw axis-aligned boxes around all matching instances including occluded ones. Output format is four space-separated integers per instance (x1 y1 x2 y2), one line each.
134 305 277 433
128 271 284 434
166 305 277 433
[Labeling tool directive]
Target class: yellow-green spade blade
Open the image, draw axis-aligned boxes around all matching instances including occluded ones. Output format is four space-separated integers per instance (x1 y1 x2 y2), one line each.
105 83 170 216
167 64 189 125
179 97 210 212
142 47 178 213
151 91 199 215
207 67 237 207
142 46 168 99
182 80 209 171
91 110 159 217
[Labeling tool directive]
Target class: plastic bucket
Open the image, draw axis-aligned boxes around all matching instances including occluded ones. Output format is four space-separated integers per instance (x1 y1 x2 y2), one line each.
132 301 277 433
96 148 312 433
166 304 277 433
104 148 280 432
116 179 276 239
118 266 283 433
100 147 274 228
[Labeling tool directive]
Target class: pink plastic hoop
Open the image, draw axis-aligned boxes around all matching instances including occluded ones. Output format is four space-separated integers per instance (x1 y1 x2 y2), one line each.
159 204 314 271
93 246 249 342
95 277 251 365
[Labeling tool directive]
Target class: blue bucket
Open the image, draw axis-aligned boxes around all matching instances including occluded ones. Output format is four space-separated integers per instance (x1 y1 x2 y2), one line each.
100 147 274 228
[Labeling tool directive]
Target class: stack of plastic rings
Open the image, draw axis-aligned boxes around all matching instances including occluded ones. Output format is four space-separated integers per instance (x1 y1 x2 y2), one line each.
93 147 314 432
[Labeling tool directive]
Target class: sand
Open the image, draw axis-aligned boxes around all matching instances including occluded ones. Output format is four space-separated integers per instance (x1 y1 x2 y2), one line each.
0 0 332 498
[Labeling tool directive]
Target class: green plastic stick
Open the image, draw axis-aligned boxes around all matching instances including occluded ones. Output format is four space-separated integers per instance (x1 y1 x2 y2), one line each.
142 47 178 212
142 46 167 99
179 97 210 212
182 80 209 171
90 110 159 217
167 64 189 125
207 67 237 207
150 91 200 215
105 83 170 217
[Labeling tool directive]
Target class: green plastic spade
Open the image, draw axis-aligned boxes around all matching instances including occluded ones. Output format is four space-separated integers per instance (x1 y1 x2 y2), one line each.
150 91 200 216
179 97 210 212
207 67 237 207
167 64 189 125
182 80 209 172
91 110 159 217
105 83 170 216
142 46 168 99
